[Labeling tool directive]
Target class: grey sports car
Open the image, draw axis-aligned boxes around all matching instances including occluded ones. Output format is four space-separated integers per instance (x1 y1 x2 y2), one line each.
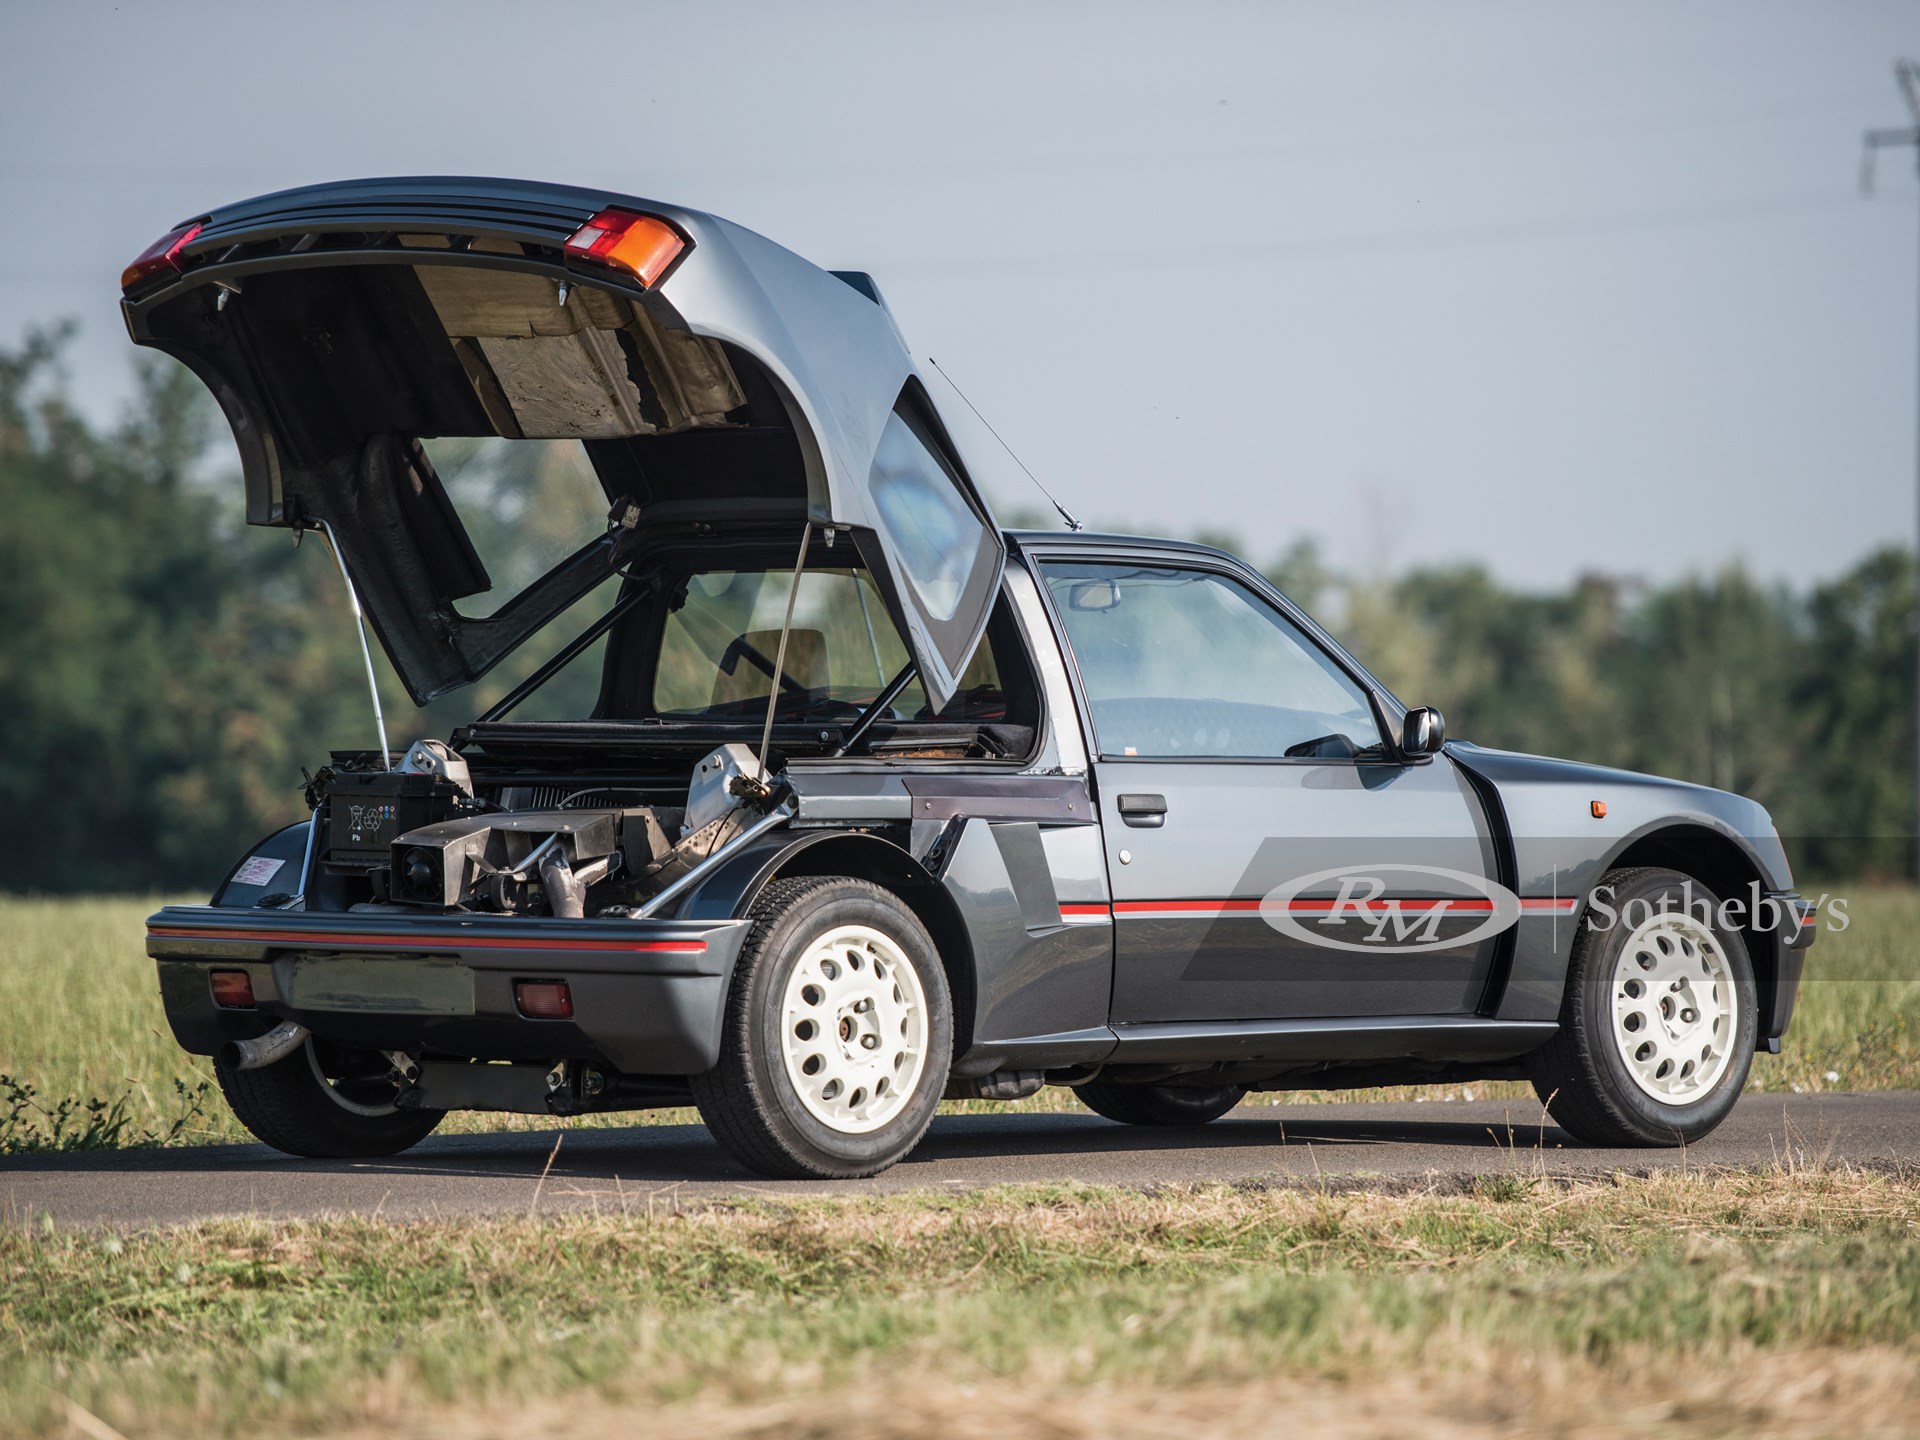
125 177 1813 1178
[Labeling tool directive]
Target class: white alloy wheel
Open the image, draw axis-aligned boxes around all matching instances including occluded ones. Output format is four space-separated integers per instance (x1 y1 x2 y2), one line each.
779 922 928 1133
1608 909 1738 1103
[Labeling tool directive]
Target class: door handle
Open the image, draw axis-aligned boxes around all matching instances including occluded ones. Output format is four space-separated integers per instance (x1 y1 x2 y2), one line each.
1116 793 1167 828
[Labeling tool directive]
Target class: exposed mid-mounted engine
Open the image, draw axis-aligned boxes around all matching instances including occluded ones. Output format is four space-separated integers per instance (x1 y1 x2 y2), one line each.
320 739 774 920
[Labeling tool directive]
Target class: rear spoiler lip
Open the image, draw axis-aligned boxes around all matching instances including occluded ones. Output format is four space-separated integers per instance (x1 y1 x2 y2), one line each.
146 174 629 249
123 191 670 319
125 247 616 322
122 175 723 314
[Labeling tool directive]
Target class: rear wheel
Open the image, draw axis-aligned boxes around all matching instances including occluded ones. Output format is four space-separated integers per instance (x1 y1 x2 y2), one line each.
1077 1080 1246 1126
691 876 953 1178
1528 866 1757 1147
215 1038 442 1158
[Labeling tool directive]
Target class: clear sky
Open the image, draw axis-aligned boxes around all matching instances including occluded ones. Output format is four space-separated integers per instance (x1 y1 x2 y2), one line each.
1 0 1915 589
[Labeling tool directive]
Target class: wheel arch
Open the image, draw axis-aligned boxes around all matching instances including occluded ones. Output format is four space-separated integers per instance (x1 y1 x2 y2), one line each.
679 829 979 1058
1603 823 1780 1050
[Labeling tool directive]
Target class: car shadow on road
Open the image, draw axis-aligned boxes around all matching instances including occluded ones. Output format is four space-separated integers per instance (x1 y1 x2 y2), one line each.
0 1107 1573 1187
911 1110 1570 1162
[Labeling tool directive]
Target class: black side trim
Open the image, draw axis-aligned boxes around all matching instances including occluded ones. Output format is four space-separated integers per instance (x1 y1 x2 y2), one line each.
1108 1017 1558 1066
1447 749 1522 1018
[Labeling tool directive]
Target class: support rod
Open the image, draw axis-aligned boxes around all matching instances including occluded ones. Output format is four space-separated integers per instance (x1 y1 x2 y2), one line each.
756 522 813 781
316 519 390 769
834 661 920 758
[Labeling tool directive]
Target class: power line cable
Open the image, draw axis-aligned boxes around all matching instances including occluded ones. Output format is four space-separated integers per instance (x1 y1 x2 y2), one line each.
879 188 1894 281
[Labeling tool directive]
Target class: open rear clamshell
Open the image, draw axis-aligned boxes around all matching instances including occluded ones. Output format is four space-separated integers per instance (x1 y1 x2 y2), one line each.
121 176 1004 708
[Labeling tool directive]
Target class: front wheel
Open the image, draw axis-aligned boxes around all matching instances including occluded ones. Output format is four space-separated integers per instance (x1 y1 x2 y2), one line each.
1077 1080 1245 1126
1528 866 1757 1147
691 876 953 1179
215 1038 442 1158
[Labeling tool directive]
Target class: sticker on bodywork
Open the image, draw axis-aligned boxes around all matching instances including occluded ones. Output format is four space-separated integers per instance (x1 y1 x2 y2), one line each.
231 856 285 887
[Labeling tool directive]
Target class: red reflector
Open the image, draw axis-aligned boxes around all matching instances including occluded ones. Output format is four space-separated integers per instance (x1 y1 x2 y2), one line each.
121 220 205 291
209 969 256 1009
515 980 574 1020
563 208 685 287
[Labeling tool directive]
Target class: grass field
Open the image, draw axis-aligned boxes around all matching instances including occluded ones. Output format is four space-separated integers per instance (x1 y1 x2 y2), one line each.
3 1168 1918 1438
1 888 1916 1149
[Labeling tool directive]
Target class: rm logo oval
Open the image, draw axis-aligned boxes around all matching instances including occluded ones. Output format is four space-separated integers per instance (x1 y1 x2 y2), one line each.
1259 863 1523 955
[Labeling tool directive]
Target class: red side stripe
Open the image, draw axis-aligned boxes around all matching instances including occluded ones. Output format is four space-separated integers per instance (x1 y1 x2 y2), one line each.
1284 898 1496 913
1113 899 1265 914
1096 895 1581 916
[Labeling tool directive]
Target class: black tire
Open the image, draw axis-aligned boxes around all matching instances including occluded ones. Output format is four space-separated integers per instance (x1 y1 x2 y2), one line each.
1528 866 1758 1147
215 1039 443 1159
1077 1080 1246 1126
690 876 953 1179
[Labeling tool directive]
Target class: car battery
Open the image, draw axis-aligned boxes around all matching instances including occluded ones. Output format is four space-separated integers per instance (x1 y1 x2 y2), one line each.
325 770 466 869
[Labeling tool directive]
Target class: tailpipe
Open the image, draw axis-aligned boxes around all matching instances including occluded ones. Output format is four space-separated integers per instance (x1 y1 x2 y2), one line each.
220 1020 310 1072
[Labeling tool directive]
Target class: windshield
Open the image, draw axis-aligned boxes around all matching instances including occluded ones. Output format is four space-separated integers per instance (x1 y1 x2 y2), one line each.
654 567 1008 724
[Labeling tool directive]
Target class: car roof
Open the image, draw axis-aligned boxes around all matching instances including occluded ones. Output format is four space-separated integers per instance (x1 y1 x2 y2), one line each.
1002 529 1249 566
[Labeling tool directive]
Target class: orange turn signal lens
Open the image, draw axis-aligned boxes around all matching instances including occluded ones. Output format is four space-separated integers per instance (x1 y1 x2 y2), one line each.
563 208 686 287
1590 800 1607 819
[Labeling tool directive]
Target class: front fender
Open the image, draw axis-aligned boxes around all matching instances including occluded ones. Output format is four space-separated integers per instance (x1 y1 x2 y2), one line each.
1448 744 1790 898
1448 744 1794 1027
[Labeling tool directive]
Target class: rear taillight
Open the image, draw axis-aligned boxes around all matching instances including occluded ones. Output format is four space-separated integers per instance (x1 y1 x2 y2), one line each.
563 209 686 287
514 980 574 1020
121 220 206 292
209 969 256 1009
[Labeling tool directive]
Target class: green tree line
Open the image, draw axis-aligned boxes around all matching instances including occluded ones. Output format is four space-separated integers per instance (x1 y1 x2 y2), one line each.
1 329 1910 892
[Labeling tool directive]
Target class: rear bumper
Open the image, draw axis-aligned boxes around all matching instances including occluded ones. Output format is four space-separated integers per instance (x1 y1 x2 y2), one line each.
147 904 750 1075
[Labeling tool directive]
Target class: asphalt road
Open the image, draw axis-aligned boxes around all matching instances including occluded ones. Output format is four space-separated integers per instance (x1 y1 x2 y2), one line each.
4 1092 1913 1230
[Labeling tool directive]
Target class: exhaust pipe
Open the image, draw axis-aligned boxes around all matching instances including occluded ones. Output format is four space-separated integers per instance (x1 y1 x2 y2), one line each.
220 1020 310 1072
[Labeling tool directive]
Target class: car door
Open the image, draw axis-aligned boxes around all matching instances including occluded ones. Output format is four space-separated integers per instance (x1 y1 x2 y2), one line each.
1037 554 1504 1024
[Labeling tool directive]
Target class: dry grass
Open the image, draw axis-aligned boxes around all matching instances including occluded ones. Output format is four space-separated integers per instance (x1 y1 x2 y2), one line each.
289 1354 1920 1440
4 1167 1918 1438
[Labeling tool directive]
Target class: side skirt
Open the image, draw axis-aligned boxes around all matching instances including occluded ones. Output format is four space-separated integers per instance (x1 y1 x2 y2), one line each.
1107 1016 1558 1067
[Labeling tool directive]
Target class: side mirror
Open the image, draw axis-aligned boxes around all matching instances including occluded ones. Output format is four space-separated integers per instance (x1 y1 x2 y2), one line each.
1400 705 1447 757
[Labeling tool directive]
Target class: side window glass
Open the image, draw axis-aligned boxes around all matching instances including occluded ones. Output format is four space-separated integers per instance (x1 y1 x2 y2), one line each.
1042 562 1382 760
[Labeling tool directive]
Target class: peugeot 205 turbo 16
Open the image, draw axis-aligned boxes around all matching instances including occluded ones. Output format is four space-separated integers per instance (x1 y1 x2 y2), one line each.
125 177 1814 1178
